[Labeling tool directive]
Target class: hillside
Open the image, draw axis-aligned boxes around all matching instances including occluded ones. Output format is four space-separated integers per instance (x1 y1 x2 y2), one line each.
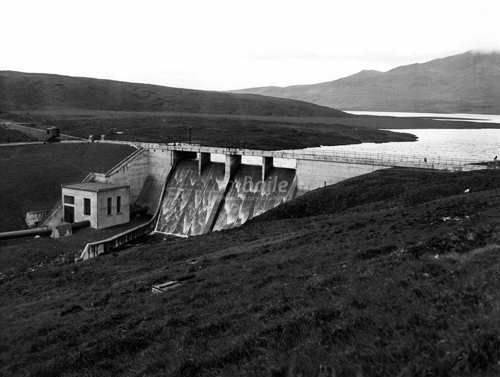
2 69 496 152
233 51 500 114
0 71 348 117
1 168 499 376
0 71 427 150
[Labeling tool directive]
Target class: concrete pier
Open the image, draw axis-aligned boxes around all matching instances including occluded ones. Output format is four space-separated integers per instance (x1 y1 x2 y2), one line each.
225 154 242 180
262 156 273 182
198 152 210 175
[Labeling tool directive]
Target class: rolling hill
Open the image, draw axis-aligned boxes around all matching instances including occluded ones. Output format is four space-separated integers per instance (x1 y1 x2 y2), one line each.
0 70 425 150
0 71 348 118
232 51 500 114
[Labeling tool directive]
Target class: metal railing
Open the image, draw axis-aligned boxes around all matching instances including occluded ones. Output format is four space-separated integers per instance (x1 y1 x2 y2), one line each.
98 140 488 171
155 143 485 169
104 147 145 175
279 149 484 167
78 219 157 260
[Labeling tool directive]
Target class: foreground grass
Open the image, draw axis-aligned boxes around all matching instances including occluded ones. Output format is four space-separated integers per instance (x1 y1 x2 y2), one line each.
1 169 500 376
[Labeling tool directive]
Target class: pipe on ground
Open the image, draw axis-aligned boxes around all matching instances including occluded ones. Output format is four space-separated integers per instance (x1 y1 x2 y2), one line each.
0 226 52 241
0 220 91 241
130 206 149 217
72 220 91 230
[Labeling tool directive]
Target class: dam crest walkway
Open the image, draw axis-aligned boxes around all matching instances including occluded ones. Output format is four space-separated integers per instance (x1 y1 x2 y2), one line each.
103 141 486 172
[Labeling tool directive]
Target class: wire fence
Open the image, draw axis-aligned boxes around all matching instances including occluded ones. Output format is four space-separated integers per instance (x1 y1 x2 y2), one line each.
275 149 484 167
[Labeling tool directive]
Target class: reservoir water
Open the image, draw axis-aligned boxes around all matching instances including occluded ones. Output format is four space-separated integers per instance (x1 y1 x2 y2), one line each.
313 128 500 162
313 112 500 162
211 112 500 166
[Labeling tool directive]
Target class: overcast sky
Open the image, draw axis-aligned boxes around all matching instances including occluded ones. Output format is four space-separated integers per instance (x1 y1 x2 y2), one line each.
1 0 499 91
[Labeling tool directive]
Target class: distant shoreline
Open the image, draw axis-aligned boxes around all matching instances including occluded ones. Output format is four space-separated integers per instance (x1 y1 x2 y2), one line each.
343 110 500 127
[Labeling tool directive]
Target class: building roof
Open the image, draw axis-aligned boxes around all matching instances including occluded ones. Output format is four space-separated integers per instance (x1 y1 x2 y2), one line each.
61 182 130 193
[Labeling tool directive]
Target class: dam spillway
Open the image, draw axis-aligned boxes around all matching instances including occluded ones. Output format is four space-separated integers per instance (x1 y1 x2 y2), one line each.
213 165 296 231
156 160 226 236
155 155 296 236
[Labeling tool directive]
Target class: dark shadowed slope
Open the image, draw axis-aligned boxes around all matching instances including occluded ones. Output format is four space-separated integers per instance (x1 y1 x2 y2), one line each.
253 168 500 222
233 51 500 114
0 71 349 117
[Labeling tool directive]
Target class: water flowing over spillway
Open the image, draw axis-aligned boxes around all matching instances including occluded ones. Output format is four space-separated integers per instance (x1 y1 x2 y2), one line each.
213 165 296 231
156 161 296 236
156 160 226 236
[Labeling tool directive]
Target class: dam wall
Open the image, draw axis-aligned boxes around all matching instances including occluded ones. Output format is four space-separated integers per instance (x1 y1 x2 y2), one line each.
87 141 478 243
295 159 390 195
135 149 177 214
72 141 493 259
93 148 149 204
90 143 397 237
93 148 176 214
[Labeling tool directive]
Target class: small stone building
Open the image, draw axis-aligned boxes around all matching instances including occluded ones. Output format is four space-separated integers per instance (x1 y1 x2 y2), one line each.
61 182 130 229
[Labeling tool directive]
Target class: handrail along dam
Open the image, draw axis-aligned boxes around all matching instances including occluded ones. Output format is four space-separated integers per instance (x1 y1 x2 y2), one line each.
74 141 486 259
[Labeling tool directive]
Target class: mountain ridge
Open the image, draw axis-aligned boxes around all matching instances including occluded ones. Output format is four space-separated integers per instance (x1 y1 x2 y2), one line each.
232 51 500 114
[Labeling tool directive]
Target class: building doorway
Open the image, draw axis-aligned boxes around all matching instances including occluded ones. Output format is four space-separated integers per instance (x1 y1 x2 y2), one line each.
64 205 75 223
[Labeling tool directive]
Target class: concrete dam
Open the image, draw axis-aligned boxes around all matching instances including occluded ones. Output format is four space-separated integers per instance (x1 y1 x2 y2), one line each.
155 159 295 236
69 141 485 259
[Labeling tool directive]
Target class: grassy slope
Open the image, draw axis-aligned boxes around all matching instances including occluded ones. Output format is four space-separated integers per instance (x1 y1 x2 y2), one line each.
0 126 32 142
0 71 347 117
1 168 499 376
39 111 417 150
0 143 135 232
1 109 422 151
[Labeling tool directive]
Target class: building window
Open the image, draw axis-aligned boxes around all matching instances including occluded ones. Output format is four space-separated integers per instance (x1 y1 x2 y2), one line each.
64 195 75 204
107 197 112 215
84 198 91 216
117 196 121 213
